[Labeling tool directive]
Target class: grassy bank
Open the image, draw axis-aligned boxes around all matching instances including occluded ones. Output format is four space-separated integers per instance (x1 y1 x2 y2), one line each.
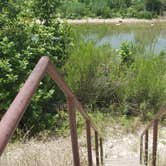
63 30 166 121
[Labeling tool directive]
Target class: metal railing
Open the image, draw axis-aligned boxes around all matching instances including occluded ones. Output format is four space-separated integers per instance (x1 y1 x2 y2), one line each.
0 56 104 166
140 103 166 166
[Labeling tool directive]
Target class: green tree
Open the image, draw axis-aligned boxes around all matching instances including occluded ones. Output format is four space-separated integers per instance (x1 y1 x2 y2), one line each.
0 0 73 134
0 0 8 12
108 0 131 9
32 0 62 25
145 0 162 14
161 0 166 10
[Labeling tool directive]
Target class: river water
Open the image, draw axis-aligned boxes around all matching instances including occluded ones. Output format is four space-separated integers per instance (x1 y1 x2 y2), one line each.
73 23 166 54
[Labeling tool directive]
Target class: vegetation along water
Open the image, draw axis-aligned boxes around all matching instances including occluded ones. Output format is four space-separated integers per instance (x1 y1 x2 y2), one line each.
65 22 166 122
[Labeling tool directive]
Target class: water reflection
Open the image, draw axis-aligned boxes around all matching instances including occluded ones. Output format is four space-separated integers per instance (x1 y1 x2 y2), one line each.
74 23 166 53
96 33 135 48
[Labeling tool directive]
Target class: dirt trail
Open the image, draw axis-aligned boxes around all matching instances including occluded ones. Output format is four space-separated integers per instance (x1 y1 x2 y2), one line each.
102 124 142 166
103 134 140 166
102 124 166 166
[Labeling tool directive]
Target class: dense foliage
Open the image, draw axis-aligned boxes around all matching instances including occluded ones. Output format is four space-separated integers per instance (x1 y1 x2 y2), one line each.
0 0 73 135
59 0 166 19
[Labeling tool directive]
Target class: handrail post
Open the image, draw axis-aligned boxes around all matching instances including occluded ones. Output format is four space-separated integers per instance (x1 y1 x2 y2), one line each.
95 131 100 166
140 102 166 166
86 120 93 166
140 135 143 164
144 130 149 166
68 97 80 166
152 119 158 166
100 138 103 165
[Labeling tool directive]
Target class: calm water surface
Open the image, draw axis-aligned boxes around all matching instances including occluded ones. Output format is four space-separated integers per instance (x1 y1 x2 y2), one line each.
73 23 166 53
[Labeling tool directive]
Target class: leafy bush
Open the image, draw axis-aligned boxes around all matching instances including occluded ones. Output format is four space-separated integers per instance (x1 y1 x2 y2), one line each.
0 0 73 134
136 11 153 19
145 0 162 14
101 7 113 18
117 41 134 67
90 0 108 17
32 0 61 25
60 1 92 18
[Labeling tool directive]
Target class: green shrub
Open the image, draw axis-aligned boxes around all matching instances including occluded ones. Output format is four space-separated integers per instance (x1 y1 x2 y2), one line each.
125 7 138 18
0 1 73 134
60 1 92 18
90 0 108 17
32 0 61 25
145 0 162 14
136 11 153 19
132 0 145 11
118 41 134 67
102 7 113 18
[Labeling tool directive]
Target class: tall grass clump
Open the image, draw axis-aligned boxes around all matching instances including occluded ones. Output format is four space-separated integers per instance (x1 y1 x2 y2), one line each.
121 52 166 119
63 42 111 105
113 44 166 118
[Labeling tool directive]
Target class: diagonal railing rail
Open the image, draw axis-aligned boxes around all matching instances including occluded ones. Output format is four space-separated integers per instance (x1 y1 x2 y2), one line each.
0 56 104 166
140 103 166 166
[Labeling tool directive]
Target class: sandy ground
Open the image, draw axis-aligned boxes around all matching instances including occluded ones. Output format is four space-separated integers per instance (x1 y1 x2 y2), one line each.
1 124 166 166
66 18 166 24
103 124 141 166
103 125 166 166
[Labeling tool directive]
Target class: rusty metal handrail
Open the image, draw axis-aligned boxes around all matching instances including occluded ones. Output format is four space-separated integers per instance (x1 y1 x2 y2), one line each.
0 56 104 166
140 103 166 166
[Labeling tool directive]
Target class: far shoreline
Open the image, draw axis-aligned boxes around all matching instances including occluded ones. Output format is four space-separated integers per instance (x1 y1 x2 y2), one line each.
65 18 166 24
